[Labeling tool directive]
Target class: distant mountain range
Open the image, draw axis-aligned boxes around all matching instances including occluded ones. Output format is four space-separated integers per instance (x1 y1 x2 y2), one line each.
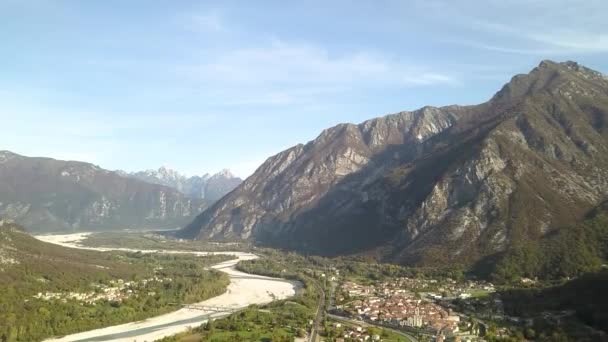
180 60 608 270
0 151 212 233
117 167 242 202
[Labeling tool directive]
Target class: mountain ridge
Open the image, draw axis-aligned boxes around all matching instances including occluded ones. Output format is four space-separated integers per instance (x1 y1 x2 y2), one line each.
118 166 242 202
0 151 208 233
180 60 608 268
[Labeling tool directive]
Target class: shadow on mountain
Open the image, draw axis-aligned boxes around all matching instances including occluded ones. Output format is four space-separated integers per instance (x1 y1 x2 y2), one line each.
254 105 510 259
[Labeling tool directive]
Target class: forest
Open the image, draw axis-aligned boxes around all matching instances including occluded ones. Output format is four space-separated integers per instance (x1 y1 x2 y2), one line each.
80 231 251 252
499 270 608 340
0 225 232 342
492 213 608 282
158 255 321 342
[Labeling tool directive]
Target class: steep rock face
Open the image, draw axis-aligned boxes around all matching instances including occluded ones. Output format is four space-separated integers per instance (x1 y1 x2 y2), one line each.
182 60 608 266
391 61 608 264
204 169 243 202
122 167 242 202
0 152 207 232
181 106 459 244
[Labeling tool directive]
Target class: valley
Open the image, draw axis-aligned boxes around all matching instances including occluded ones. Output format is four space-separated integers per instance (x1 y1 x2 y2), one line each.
0 224 232 341
30 233 300 342
4 2 608 341
2 217 608 341
0 152 241 235
181 60 608 272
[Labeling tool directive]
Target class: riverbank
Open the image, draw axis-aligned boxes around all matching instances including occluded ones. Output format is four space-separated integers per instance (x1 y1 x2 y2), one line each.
36 233 301 342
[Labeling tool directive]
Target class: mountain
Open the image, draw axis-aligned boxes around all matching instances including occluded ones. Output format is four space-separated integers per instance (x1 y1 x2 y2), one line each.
120 167 242 202
180 60 608 268
0 151 207 233
490 201 608 282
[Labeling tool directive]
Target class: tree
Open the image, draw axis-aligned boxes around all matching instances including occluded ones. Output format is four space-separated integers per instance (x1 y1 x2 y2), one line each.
524 328 536 339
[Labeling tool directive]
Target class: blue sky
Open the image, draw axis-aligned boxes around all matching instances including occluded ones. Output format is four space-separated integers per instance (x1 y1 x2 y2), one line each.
1 0 607 177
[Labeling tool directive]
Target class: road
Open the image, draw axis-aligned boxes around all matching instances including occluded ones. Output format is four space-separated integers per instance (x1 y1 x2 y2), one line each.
309 279 326 342
328 280 336 310
327 314 419 342
269 261 326 342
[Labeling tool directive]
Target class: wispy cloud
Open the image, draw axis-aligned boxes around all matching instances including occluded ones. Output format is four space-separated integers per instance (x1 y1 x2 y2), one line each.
0 100 218 140
0 100 221 172
462 32 608 56
434 1 608 56
528 32 608 54
181 10 225 33
185 40 454 86
447 38 562 56
176 40 456 106
402 73 457 86
8 1 605 177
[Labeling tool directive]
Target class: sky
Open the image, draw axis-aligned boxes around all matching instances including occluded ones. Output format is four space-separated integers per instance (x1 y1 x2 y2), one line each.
1 0 607 178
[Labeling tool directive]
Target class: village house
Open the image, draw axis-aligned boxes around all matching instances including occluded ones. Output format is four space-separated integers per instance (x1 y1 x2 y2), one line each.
339 280 464 335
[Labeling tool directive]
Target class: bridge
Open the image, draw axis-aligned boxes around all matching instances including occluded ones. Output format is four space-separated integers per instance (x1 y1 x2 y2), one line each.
170 303 240 313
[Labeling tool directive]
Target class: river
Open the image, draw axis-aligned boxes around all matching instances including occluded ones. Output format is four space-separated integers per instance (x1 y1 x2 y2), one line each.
35 233 301 342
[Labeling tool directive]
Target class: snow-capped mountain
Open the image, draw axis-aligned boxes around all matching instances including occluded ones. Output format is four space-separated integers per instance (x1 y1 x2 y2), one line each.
121 167 242 202
0 151 207 233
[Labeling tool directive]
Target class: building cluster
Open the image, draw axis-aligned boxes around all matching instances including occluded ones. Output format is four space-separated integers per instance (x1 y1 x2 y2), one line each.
338 281 463 334
331 323 381 342
33 276 171 304
340 277 495 300
425 279 496 300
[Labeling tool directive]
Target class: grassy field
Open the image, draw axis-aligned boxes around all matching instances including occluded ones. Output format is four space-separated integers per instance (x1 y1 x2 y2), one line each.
469 289 491 298
159 302 313 342
80 231 251 252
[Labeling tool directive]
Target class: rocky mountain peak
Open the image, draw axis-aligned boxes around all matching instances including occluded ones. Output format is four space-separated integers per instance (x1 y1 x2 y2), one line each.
180 91 460 241
0 150 20 163
142 166 182 180
538 60 604 78
157 165 178 175
213 169 236 179
181 60 608 268
490 59 608 109
123 166 242 202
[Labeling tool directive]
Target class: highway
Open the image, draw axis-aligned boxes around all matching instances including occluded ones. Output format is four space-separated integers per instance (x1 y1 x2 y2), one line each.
327 314 419 342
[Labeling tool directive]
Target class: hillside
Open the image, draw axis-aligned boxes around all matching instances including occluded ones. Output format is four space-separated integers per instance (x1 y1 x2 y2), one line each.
0 151 208 233
500 270 608 340
180 60 608 269
0 220 142 284
0 221 230 341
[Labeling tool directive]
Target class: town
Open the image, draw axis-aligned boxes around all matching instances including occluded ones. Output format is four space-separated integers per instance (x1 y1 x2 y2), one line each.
32 276 172 304
331 277 498 341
